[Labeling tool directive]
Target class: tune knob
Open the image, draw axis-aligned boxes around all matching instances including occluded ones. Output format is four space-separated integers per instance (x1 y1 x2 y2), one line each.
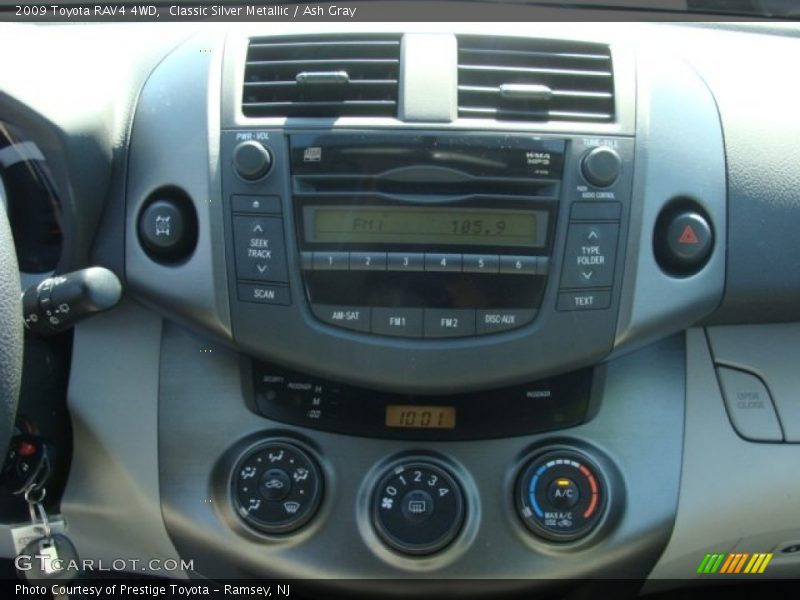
233 141 273 181
580 146 621 187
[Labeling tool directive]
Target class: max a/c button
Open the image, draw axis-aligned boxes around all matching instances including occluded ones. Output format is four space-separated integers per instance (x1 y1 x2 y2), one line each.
557 290 611 311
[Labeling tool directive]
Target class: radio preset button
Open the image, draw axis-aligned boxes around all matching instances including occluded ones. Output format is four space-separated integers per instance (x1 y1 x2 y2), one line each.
424 309 476 338
350 252 387 271
371 308 424 338
233 216 288 283
425 253 462 273
476 309 537 335
312 305 371 333
500 255 538 275
387 253 425 272
560 223 619 288
462 254 500 274
313 252 349 271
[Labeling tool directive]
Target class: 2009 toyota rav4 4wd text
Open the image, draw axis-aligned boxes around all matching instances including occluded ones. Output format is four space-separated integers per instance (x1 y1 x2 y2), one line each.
0 2 798 598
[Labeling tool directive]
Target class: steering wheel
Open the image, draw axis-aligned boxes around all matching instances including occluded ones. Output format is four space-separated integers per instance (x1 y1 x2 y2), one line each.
0 182 22 459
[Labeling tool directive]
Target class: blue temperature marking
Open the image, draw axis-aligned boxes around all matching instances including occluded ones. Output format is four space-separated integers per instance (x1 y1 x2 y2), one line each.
528 464 549 518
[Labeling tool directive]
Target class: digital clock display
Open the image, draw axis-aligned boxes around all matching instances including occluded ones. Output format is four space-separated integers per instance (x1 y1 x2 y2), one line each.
307 206 546 248
385 405 456 429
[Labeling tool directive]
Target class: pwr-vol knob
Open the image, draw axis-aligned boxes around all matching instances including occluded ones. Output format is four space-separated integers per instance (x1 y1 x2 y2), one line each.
581 146 621 187
516 449 607 542
233 141 273 181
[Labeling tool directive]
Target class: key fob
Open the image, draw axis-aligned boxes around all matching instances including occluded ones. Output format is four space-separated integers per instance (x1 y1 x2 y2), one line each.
18 534 79 581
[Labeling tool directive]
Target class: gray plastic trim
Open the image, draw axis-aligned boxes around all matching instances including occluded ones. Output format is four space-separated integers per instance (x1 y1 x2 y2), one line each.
708 324 800 443
60 300 185 577
222 24 636 135
614 51 726 352
399 34 457 122
125 31 232 340
645 328 800 587
158 323 683 583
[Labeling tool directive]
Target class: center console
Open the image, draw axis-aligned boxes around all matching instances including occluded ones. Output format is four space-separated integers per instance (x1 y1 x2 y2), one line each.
220 128 634 392
113 26 728 589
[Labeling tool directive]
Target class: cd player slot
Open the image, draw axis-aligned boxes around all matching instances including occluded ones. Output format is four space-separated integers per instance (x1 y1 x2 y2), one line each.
293 174 559 199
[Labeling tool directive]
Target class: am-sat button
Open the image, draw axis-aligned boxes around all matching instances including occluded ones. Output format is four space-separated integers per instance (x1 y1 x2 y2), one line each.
476 309 537 334
312 305 370 333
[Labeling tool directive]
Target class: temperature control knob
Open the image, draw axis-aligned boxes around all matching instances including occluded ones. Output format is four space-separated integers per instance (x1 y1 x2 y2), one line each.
516 449 606 542
232 441 322 534
233 141 273 180
372 460 464 555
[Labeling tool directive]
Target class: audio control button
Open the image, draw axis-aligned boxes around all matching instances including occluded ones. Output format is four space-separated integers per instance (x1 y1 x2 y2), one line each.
233 216 288 283
425 254 462 273
424 309 476 338
313 252 349 271
476 309 537 335
387 253 425 272
557 290 611 311
560 223 618 288
500 256 538 275
350 252 387 271
462 254 500 274
371 308 423 338
312 305 370 333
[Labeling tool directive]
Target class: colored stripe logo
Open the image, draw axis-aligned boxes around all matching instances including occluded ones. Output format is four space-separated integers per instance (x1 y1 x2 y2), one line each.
696 552 773 574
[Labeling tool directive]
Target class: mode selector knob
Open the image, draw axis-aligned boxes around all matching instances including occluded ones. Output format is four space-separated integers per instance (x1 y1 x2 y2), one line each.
581 146 621 187
233 141 273 181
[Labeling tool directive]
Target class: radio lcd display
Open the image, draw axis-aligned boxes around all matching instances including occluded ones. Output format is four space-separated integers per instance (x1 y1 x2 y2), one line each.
307 206 547 248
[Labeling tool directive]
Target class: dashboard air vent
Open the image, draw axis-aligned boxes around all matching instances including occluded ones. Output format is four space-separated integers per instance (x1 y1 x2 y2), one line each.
457 36 615 123
242 35 401 118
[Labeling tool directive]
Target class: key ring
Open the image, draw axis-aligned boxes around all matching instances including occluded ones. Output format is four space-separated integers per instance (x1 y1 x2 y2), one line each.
24 487 51 540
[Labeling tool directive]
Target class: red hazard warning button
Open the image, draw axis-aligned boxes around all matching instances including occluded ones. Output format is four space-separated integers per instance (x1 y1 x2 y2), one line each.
655 209 713 275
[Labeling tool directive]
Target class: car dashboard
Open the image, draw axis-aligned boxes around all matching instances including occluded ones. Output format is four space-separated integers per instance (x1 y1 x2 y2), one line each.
1 16 799 595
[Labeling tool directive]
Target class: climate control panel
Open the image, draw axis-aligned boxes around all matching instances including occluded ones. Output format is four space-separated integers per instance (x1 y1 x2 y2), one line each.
226 440 612 552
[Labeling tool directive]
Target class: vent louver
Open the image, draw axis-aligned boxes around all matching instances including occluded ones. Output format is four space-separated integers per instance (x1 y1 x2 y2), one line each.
242 35 401 118
457 36 615 123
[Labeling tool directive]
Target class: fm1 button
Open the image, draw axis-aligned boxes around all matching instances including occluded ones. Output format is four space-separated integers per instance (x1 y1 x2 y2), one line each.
655 208 713 276
261 469 291 502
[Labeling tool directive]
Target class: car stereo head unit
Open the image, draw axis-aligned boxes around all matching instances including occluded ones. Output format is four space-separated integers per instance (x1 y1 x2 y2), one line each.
290 133 565 337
